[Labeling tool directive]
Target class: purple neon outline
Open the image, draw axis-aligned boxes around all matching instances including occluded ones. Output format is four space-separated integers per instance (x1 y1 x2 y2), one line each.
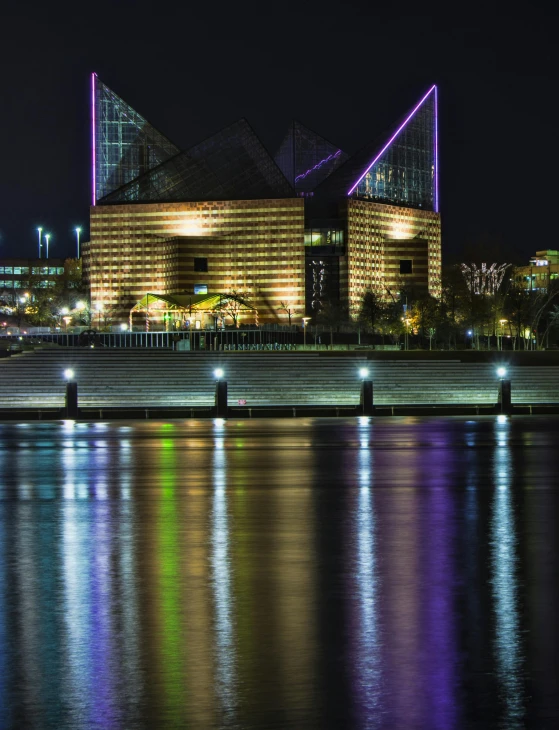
347 84 437 197
295 149 342 183
434 85 439 212
91 72 97 206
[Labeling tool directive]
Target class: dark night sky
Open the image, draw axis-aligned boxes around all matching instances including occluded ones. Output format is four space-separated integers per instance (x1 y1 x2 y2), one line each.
0 4 557 263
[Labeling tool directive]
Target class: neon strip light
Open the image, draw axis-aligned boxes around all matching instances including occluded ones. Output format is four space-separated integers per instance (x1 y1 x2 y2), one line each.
347 84 437 196
91 72 97 206
295 149 342 183
434 84 439 212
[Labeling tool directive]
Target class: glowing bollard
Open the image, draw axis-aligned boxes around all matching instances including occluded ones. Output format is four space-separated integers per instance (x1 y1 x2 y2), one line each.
64 369 78 419
496 367 512 415
359 368 374 416
214 368 228 417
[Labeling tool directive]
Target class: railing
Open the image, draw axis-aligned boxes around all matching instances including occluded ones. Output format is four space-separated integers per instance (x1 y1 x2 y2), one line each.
0 327 300 350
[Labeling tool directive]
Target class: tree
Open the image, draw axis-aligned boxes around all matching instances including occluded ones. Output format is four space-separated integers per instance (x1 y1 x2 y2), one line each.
278 301 298 326
315 299 349 348
220 291 255 328
358 290 386 345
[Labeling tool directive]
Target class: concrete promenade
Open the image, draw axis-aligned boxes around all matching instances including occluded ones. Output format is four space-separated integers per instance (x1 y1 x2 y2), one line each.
0 347 558 419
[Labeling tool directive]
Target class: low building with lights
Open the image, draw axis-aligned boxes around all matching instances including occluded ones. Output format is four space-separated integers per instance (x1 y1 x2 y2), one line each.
514 250 559 292
84 76 441 326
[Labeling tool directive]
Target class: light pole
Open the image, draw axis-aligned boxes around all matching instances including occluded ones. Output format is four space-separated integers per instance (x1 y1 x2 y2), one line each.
75 227 82 259
37 227 42 258
302 317 310 348
45 234 51 259
95 303 102 330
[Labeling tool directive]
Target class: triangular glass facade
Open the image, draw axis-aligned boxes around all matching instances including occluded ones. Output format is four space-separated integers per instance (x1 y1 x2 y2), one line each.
275 121 347 193
103 119 293 203
93 74 180 204
348 86 438 211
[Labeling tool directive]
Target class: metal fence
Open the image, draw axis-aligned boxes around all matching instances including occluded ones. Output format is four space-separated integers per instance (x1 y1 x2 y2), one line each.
0 326 301 350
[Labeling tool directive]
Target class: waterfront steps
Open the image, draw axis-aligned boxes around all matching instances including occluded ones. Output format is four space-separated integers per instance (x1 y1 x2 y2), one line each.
0 348 558 410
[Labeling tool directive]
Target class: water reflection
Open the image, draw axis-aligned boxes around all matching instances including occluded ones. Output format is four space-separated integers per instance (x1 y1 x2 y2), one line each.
491 416 525 727
351 434 381 726
0 417 558 729
211 425 237 723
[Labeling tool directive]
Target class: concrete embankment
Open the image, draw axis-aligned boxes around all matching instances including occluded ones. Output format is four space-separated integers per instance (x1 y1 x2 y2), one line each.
0 348 558 419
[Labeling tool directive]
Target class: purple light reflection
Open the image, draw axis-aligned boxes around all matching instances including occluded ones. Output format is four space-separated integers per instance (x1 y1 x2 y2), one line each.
347 84 437 197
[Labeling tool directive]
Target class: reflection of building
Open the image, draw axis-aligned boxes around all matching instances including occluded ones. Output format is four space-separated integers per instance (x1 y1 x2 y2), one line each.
0 258 70 304
85 75 441 325
514 250 559 292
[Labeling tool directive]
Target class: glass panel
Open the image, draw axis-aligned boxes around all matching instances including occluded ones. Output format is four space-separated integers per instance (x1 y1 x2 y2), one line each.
353 88 436 210
103 119 293 203
95 77 180 202
275 121 348 192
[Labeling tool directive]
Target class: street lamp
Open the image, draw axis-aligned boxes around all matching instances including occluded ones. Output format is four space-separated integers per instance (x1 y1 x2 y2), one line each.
37 227 42 258
75 227 82 259
499 319 507 351
302 317 311 348
95 302 102 329
45 234 51 259
359 367 369 379
214 368 224 380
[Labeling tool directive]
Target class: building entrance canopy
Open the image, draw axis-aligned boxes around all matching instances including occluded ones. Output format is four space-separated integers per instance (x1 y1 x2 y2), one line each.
130 292 257 331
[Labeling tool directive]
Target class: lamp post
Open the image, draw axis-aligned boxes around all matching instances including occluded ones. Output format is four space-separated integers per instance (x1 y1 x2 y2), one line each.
75 227 82 259
499 319 507 351
45 234 50 259
37 227 42 258
302 317 310 348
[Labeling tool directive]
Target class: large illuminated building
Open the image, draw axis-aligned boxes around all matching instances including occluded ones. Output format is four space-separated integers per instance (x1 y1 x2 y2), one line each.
84 75 441 326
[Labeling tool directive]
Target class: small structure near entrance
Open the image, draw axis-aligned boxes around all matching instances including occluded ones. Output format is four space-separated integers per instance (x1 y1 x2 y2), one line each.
129 292 257 331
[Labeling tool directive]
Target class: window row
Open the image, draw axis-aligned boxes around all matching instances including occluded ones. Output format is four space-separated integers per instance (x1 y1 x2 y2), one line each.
0 266 64 275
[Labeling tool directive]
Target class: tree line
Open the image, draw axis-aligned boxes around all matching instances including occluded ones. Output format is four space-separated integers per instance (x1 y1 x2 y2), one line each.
311 265 559 350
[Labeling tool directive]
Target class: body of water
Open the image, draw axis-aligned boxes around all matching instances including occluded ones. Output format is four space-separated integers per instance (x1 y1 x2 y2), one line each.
0 416 558 729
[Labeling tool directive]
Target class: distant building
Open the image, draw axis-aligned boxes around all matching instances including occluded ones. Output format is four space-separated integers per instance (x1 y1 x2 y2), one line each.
84 75 441 326
514 250 559 292
0 258 70 304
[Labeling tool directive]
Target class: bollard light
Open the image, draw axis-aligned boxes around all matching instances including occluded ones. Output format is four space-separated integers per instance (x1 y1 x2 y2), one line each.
359 367 369 379
64 368 74 381
496 367 507 379
214 368 224 380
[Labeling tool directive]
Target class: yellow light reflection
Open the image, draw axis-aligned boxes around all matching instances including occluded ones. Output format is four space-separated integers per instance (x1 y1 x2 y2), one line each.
211 442 238 719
